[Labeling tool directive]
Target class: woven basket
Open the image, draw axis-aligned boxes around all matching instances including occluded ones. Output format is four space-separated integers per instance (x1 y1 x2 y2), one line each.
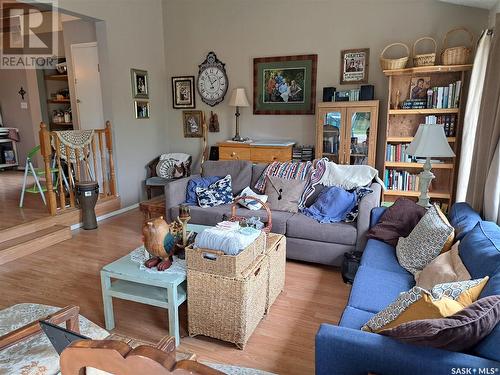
264 234 286 314
380 43 410 70
230 196 272 235
187 255 268 349
413 37 437 67
441 27 473 65
186 231 266 278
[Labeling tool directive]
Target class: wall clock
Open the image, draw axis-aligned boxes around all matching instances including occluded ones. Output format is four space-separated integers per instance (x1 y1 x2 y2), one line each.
197 51 228 106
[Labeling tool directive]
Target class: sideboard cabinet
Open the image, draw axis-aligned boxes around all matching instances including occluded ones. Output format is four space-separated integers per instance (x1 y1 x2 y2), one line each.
218 141 293 163
315 100 379 167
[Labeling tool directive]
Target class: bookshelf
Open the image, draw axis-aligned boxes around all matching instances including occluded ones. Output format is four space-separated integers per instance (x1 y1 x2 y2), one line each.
382 64 472 209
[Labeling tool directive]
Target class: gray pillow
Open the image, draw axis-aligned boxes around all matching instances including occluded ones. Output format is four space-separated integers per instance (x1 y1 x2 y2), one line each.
381 295 500 351
265 175 307 213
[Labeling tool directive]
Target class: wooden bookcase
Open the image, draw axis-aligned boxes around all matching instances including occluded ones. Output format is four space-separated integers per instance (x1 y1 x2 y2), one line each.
315 100 379 167
382 64 472 208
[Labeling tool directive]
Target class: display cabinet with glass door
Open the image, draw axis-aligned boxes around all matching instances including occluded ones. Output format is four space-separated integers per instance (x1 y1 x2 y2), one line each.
315 100 379 167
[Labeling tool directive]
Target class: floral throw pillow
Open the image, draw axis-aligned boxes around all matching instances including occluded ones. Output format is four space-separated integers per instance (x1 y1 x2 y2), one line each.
196 175 233 208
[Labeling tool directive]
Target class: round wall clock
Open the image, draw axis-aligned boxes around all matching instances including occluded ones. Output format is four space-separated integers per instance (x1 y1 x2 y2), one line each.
197 51 228 107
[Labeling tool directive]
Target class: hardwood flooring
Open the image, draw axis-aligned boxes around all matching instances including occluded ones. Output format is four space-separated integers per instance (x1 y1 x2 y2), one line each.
0 170 50 230
0 209 351 375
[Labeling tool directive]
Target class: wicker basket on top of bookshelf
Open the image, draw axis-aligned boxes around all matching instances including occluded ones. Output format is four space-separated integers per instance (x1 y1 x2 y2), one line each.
382 64 472 211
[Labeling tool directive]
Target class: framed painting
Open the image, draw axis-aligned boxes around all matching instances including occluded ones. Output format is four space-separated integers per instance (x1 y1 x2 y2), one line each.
183 110 203 138
134 100 150 119
131 68 149 99
172 76 196 109
340 48 369 85
253 54 317 115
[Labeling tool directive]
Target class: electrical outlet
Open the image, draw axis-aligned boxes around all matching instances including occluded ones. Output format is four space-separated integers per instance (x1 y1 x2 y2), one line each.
20 102 28 109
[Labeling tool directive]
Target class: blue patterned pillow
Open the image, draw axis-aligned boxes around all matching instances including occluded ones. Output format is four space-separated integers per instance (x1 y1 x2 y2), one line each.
345 187 373 223
196 175 233 208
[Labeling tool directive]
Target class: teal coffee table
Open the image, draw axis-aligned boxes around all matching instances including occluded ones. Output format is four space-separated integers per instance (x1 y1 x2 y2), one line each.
100 223 208 346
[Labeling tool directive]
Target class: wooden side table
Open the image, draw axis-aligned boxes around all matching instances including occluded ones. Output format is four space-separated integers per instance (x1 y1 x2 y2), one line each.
139 195 166 220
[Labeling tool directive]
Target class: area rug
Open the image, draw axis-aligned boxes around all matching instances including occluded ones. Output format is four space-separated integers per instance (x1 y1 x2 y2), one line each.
0 303 276 375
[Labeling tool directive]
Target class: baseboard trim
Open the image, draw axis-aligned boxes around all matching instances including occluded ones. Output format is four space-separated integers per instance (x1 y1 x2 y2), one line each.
70 203 139 230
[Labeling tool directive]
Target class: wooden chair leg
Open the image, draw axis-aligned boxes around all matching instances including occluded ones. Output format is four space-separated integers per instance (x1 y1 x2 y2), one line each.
146 186 152 200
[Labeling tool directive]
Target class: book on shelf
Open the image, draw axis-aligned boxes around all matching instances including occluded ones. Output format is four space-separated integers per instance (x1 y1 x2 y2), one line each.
404 80 462 110
386 143 412 162
424 115 456 137
384 169 420 192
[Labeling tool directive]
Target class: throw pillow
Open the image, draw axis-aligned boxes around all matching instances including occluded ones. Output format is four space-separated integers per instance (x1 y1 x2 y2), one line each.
380 295 500 352
361 277 488 333
302 186 357 223
185 176 221 205
157 153 191 179
366 198 427 247
196 175 233 208
415 241 471 290
396 205 455 275
265 175 307 213
237 186 268 211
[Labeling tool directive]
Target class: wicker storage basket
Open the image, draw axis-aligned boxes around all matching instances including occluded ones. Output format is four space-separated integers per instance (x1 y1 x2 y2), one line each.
264 234 286 313
187 255 268 349
412 37 437 67
230 196 272 235
380 43 409 70
441 27 473 65
186 231 266 278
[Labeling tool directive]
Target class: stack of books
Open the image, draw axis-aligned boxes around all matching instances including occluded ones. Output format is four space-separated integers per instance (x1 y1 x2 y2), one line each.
401 99 427 109
292 146 314 162
386 143 412 162
385 169 420 192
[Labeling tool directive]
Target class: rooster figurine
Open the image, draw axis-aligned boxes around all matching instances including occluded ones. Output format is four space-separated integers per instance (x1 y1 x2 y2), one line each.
142 216 181 271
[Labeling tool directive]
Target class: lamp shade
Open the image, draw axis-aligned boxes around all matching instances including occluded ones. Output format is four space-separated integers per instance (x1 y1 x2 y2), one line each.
406 124 455 158
228 88 250 107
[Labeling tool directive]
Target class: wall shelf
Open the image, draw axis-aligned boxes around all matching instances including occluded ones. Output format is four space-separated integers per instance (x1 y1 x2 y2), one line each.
389 108 460 115
383 64 472 76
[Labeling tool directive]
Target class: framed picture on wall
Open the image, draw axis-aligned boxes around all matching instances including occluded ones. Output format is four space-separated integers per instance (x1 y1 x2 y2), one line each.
172 76 196 109
183 110 203 137
131 68 149 99
340 48 369 85
253 54 317 115
134 100 150 119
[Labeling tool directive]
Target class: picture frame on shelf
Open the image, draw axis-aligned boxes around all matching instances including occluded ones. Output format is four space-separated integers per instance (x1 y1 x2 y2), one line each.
134 100 150 119
340 48 369 85
409 76 431 99
131 68 149 99
253 54 317 115
183 110 203 138
172 76 196 109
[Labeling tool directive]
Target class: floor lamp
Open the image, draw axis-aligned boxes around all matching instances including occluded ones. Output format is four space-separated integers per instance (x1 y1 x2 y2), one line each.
228 88 250 142
406 124 455 208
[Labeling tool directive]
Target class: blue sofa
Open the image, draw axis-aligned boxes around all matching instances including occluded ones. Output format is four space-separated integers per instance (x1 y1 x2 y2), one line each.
316 203 500 374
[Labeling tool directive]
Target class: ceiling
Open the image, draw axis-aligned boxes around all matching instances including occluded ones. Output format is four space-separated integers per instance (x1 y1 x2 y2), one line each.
438 0 499 10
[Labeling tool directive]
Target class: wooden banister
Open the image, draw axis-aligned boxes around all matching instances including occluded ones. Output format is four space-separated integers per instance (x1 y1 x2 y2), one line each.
39 123 57 215
39 121 118 215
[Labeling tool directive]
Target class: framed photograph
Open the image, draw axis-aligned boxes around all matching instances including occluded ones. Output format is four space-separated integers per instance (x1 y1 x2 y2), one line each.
131 68 149 99
253 54 317 115
340 48 369 85
172 76 195 109
183 110 203 138
134 100 150 119
409 76 431 99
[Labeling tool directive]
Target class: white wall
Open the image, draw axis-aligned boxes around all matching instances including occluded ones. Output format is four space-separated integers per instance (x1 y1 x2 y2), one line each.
490 0 500 26
163 0 488 172
58 0 169 206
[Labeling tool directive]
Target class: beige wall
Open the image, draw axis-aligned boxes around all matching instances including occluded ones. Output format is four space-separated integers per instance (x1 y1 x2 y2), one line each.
163 0 488 172
0 69 36 167
490 1 500 26
58 0 169 206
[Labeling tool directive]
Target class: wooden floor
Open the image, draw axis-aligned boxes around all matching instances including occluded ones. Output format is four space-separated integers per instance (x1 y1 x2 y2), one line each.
0 209 351 375
0 170 50 230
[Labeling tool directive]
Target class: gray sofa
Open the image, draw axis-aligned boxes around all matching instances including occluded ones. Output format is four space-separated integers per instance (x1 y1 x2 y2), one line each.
164 160 382 266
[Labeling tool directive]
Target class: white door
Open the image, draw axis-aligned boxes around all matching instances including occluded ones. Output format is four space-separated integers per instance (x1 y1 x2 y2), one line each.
71 42 104 129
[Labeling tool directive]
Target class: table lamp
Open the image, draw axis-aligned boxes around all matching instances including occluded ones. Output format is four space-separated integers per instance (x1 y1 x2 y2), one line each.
406 124 455 208
228 88 250 142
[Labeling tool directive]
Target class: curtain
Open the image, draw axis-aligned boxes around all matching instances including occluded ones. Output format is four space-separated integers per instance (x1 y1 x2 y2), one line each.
484 140 500 224
455 30 492 201
467 14 500 222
